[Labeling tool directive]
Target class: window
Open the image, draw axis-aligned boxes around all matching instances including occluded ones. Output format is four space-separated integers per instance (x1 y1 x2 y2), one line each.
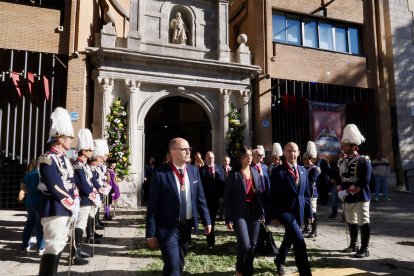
348 27 360 55
286 16 301 45
335 25 348 53
319 22 333 51
273 12 286 42
303 18 318 48
272 10 362 56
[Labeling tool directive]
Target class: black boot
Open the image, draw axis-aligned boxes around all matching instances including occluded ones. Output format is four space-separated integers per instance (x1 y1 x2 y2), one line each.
95 208 105 227
86 217 101 244
94 231 103 238
354 223 370 258
344 224 359 252
52 252 62 275
308 212 318 238
302 223 310 235
71 249 90 265
39 254 57 276
75 228 92 258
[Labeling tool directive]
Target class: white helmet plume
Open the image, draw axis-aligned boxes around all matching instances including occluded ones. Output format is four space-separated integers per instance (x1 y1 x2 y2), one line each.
305 141 317 159
341 124 365 145
93 139 109 158
48 107 74 142
272 143 283 157
77 128 94 151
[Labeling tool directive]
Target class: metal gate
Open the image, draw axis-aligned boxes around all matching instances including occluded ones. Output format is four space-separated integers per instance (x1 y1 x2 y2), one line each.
0 48 68 209
271 78 378 156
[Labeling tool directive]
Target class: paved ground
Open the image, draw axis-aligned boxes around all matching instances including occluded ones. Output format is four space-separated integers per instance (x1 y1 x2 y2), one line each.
1 190 414 275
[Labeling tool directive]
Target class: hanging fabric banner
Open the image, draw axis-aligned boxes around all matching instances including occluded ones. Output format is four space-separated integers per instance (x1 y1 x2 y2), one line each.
309 101 345 156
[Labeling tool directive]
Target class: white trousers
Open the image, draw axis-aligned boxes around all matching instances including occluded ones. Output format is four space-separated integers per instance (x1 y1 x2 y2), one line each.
89 205 98 216
41 216 71 254
76 205 92 230
344 201 370 225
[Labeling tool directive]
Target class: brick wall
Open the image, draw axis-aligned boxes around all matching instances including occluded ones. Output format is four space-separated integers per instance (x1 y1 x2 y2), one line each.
0 2 66 54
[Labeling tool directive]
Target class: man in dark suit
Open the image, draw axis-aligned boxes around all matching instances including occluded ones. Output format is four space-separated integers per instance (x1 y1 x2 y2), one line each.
146 137 212 276
199 151 225 249
270 142 313 276
217 156 231 221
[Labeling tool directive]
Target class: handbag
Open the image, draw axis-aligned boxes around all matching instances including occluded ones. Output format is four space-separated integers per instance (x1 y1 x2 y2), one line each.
256 222 279 256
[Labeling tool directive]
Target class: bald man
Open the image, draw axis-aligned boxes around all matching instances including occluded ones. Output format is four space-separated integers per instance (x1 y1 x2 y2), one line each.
269 142 313 276
146 138 212 275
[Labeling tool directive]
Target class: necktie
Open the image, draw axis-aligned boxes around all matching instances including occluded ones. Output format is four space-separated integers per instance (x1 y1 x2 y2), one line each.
178 168 187 223
292 166 299 185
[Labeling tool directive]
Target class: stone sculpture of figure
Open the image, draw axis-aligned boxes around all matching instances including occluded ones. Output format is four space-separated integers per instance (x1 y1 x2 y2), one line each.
170 12 187 45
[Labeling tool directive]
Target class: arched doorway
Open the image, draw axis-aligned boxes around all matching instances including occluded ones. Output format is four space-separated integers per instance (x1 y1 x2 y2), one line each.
145 96 212 167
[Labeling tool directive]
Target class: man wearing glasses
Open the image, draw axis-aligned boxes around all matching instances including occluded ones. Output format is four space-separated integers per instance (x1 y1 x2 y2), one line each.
146 137 212 276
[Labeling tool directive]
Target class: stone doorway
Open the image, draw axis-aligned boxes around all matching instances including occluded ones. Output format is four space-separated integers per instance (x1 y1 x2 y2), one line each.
144 96 212 167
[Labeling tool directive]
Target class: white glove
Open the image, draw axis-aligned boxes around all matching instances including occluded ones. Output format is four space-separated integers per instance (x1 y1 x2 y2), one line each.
102 186 111 196
338 190 348 201
94 193 102 207
70 197 80 223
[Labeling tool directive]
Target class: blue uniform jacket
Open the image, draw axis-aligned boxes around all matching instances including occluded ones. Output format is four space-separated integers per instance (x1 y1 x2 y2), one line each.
73 159 94 206
306 165 321 198
39 152 76 218
269 164 312 226
224 168 265 224
146 163 211 244
342 157 372 203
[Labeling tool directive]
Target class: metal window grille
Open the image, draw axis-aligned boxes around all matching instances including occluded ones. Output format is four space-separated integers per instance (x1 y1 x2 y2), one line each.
0 48 67 209
271 78 378 156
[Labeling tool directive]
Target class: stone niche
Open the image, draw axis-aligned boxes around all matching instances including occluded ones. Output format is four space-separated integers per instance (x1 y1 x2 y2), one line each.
139 0 216 59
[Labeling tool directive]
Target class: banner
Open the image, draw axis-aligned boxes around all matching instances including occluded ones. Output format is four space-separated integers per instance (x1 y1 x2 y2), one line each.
309 101 345 156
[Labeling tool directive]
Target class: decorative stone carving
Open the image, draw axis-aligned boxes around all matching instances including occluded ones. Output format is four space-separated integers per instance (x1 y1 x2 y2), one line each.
170 12 188 45
236 34 251 65
239 90 252 146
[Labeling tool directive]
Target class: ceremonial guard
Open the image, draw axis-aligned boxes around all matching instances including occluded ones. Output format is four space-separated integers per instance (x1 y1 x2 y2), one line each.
337 124 372 258
38 107 78 275
72 128 99 265
302 141 321 238
269 143 283 176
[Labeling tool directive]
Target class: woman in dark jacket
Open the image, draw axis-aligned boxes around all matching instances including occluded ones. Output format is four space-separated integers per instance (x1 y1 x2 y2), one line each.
225 146 266 276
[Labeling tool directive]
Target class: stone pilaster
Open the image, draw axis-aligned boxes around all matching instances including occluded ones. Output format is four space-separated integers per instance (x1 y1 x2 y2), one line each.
97 77 114 138
125 79 141 175
220 89 232 159
239 90 252 146
217 0 231 61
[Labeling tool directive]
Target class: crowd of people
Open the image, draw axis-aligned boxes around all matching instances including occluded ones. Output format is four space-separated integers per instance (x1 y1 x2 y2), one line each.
18 107 121 275
145 123 382 276
18 105 388 276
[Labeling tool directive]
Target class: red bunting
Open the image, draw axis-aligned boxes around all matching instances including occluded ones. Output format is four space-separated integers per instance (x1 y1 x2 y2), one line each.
43 75 50 100
10 72 21 97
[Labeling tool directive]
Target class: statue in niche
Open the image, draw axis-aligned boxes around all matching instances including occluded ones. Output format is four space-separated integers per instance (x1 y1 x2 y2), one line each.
170 12 188 45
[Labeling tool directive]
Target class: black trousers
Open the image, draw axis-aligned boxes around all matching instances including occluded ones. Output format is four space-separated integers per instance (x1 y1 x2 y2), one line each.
276 220 312 276
160 219 192 276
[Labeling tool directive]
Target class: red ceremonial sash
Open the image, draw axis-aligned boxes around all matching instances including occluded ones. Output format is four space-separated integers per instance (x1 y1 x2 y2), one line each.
170 163 186 191
284 162 299 183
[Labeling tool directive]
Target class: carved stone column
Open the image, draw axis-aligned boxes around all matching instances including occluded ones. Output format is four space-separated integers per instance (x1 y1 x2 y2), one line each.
221 89 232 136
239 90 252 146
217 0 231 61
125 79 141 175
219 89 232 160
97 77 114 138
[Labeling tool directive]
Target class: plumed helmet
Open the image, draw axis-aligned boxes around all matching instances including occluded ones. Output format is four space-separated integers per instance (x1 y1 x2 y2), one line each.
76 128 94 151
257 145 265 156
303 141 317 160
48 107 74 142
93 139 109 158
272 143 283 157
341 124 365 145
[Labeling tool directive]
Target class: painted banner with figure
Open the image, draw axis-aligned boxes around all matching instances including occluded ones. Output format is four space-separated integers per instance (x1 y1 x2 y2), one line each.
309 101 346 156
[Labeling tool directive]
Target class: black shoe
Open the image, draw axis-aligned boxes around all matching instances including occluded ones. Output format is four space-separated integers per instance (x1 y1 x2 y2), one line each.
95 223 105 230
307 231 318 238
78 249 92 258
39 254 57 275
86 237 101 244
354 248 370 258
343 245 359 253
71 251 89 265
94 231 103 238
302 227 310 235
276 263 286 275
328 213 338 219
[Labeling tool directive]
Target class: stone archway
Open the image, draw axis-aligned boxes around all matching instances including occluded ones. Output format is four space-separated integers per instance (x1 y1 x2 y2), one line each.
144 96 212 167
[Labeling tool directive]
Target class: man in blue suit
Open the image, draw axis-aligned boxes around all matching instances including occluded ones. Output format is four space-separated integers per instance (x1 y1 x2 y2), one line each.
270 142 313 276
146 137 212 276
